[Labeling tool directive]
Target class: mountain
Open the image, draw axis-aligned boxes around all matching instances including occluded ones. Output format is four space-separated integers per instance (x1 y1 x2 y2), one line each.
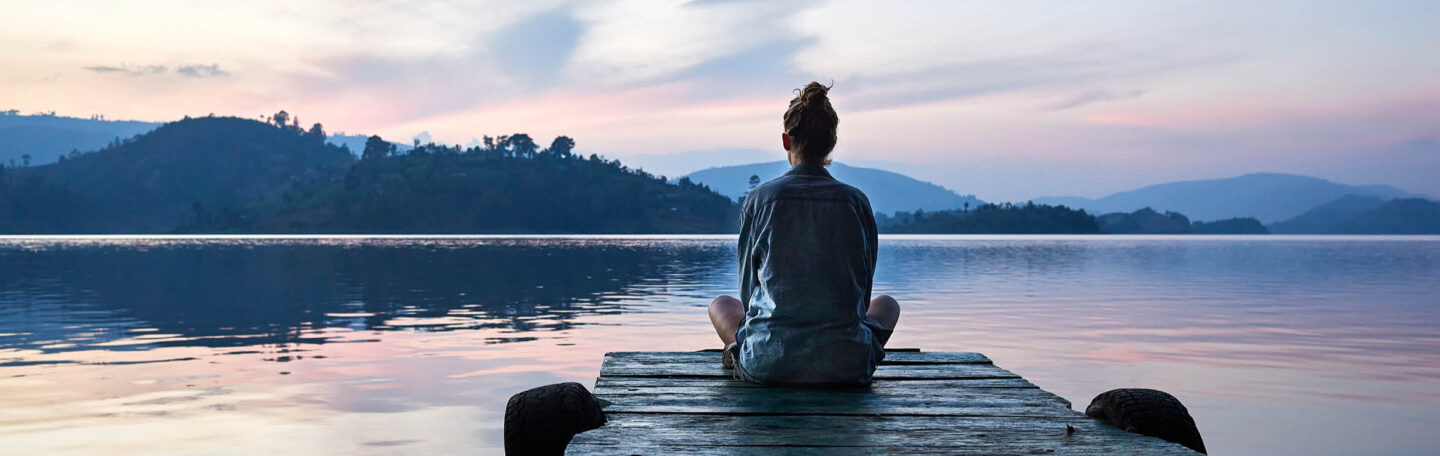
1269 195 1440 234
1097 208 1191 234
878 203 1100 234
625 148 780 179
4 116 354 232
685 161 982 214
1096 207 1268 234
0 111 404 165
1190 217 1268 234
226 143 738 234
0 112 160 165
1 116 737 234
1342 199 1440 234
325 132 396 156
1031 173 1423 224
1267 195 1386 234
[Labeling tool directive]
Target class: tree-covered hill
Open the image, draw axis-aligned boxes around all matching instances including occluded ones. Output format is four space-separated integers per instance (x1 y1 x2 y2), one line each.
4 115 353 232
200 138 738 233
1032 173 1423 224
1267 194 1384 234
878 203 1101 234
1341 199 1440 234
0 115 738 234
1269 195 1440 234
1097 207 1268 234
1190 217 1269 234
876 204 1269 235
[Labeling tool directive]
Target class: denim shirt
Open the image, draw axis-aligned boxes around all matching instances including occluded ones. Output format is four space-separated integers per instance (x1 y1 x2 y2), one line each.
734 164 884 385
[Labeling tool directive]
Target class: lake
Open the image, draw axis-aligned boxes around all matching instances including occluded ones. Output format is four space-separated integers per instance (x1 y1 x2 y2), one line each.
1 235 1437 455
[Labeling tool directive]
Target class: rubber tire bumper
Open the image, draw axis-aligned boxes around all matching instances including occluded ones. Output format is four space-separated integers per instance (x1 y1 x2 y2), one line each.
1085 388 1207 454
504 382 607 456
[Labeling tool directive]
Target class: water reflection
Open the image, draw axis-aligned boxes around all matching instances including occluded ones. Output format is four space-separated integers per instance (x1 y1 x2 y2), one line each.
0 236 1437 456
0 238 732 359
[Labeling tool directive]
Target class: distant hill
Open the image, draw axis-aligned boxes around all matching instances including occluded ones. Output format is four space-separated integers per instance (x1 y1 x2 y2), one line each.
0 112 159 165
1191 217 1269 234
878 203 1100 234
325 133 381 155
625 148 778 179
1032 173 1423 224
1267 195 1386 234
1097 208 1191 234
0 111 402 165
1097 207 1268 234
326 132 412 156
686 161 982 214
1269 195 1440 234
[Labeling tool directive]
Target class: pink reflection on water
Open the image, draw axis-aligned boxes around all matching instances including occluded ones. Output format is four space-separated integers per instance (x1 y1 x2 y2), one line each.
0 236 1437 456
1086 347 1154 363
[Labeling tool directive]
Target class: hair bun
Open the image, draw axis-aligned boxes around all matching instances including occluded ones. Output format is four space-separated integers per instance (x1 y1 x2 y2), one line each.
784 81 839 164
796 81 831 107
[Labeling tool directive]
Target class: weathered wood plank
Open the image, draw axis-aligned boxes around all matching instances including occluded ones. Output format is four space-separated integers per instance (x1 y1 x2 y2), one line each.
568 445 1191 456
596 400 1073 416
595 385 1056 398
570 351 1202 455
566 414 1199 455
700 347 924 353
599 404 1075 417
600 361 1021 380
607 351 991 365
594 377 1040 390
596 385 1072 410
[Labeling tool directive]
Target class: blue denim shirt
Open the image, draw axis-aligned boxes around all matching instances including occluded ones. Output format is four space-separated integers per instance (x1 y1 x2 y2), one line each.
734 164 884 385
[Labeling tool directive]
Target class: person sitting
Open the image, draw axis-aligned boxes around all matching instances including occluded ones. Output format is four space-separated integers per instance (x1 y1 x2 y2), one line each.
707 81 899 386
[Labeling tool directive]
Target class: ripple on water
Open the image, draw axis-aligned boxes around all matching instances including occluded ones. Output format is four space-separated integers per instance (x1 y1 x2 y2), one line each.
0 235 1436 456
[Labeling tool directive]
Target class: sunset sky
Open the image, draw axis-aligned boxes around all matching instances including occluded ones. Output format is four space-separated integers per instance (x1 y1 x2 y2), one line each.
3 0 1438 200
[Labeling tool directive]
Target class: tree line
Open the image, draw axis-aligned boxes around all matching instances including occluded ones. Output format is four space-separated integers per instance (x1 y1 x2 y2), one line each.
878 202 1102 234
877 203 1269 234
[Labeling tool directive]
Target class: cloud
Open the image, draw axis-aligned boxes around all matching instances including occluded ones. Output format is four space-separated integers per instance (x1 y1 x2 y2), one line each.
835 41 1226 112
565 0 810 86
1047 89 1147 110
12 0 1440 201
177 64 230 78
284 4 577 125
84 62 230 78
83 63 167 76
490 10 582 88
676 38 814 96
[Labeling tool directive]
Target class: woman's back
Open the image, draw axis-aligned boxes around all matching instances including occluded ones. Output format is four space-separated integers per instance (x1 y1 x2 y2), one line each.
733 164 883 385
706 81 899 387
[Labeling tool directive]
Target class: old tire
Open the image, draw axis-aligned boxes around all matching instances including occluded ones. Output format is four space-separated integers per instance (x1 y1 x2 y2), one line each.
1086 388 1206 454
504 382 607 456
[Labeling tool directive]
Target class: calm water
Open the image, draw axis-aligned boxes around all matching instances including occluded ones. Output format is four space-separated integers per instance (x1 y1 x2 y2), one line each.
1 235 1437 455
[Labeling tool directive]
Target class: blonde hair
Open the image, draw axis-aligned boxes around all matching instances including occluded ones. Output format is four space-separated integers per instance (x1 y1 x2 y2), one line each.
783 81 838 165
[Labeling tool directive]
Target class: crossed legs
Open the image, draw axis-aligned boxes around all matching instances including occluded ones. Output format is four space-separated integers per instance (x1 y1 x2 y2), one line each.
708 295 744 346
708 294 901 346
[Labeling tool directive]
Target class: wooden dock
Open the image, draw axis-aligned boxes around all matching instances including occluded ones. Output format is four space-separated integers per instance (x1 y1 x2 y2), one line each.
566 350 1202 455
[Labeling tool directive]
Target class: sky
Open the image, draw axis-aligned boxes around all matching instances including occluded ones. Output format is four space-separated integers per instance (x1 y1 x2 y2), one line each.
2 0 1438 201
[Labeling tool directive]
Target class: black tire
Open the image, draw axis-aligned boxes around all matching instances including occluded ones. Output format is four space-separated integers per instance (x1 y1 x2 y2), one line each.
1085 388 1206 454
504 382 607 456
